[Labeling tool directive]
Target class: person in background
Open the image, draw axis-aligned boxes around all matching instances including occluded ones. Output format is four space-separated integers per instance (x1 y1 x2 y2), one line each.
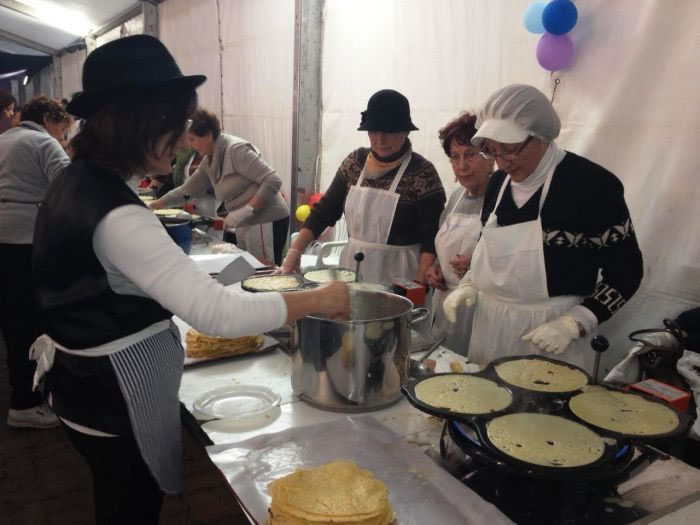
150 108 289 265
20 96 74 148
31 35 350 524
426 113 493 355
171 146 217 217
149 172 175 199
0 89 17 134
0 95 71 429
279 89 446 284
444 84 643 372
58 113 75 152
10 104 22 128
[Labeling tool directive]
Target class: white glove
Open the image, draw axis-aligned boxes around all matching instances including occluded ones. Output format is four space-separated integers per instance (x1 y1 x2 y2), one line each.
442 281 478 323
522 314 580 355
275 248 302 275
677 350 700 441
604 331 681 386
224 204 255 228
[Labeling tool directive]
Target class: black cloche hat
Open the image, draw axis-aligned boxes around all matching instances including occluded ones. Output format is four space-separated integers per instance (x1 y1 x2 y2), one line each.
357 89 419 132
67 35 206 118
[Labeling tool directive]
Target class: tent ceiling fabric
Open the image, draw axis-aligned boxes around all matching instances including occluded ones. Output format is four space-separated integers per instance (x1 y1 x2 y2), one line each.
0 50 50 75
0 0 141 52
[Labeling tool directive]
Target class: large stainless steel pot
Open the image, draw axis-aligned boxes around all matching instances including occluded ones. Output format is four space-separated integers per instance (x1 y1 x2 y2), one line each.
290 290 429 412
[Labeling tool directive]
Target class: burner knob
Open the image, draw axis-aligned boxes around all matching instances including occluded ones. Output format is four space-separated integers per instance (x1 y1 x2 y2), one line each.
590 335 610 353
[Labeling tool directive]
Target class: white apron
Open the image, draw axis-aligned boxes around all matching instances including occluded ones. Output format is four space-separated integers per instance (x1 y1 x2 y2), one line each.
430 188 482 355
339 154 419 283
236 222 274 265
468 170 593 372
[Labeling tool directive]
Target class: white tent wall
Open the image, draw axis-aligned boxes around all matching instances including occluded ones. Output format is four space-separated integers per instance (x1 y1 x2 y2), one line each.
159 0 223 118
218 0 295 196
60 49 86 100
320 0 700 373
159 0 296 199
37 64 54 98
95 12 144 47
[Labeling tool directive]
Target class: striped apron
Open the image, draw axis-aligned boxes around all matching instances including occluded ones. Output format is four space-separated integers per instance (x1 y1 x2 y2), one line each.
31 321 185 493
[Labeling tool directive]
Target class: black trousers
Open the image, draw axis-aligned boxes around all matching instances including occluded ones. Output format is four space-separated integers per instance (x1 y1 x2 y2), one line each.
0 243 42 409
272 216 289 266
64 425 165 524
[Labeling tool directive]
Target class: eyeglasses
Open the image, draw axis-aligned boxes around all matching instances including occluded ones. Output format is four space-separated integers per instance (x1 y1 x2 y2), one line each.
479 136 533 161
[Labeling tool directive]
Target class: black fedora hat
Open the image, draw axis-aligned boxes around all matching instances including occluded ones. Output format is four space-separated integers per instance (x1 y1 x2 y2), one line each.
357 89 418 132
67 35 206 118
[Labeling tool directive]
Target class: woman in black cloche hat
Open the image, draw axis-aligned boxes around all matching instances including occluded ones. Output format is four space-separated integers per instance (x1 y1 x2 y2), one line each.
31 35 350 524
279 89 446 284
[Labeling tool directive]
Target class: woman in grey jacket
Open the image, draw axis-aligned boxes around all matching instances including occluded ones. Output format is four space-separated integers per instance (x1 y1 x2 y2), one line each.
0 95 70 428
151 108 289 264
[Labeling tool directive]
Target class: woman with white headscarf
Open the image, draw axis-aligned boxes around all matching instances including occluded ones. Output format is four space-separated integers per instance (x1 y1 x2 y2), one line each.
444 84 643 372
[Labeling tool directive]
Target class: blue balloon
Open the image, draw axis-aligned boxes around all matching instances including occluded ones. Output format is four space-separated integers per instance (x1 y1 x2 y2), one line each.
523 2 547 34
542 0 578 35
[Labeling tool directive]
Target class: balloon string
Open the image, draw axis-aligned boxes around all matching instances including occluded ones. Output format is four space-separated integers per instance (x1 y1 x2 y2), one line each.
550 76 561 104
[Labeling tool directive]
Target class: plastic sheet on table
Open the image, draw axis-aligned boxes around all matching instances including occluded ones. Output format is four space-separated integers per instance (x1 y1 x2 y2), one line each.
206 415 513 525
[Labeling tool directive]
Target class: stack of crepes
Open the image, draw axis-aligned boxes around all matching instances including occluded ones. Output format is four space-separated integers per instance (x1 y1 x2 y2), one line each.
267 460 395 525
184 328 263 359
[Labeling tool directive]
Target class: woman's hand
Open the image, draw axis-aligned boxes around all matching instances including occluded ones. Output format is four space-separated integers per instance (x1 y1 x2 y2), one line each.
224 204 255 228
313 281 351 320
283 281 351 322
149 198 166 210
449 254 471 279
425 265 446 290
275 248 302 274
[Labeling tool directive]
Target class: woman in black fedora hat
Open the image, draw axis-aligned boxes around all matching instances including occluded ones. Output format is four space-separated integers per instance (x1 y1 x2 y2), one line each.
30 35 350 524
280 89 446 284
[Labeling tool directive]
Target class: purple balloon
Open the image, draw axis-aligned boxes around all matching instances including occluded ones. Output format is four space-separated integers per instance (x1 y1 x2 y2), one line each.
536 33 574 71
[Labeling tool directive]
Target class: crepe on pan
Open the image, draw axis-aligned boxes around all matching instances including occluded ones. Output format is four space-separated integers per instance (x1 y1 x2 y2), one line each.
267 460 395 525
495 358 588 392
242 275 303 292
185 328 263 359
486 412 605 468
569 388 680 436
304 268 356 283
414 374 512 415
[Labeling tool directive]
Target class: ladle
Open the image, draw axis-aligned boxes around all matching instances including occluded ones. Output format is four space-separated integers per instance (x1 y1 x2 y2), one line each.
410 336 446 378
354 252 364 282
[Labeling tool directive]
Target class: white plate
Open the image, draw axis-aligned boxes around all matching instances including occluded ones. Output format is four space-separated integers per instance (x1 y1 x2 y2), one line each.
192 385 281 421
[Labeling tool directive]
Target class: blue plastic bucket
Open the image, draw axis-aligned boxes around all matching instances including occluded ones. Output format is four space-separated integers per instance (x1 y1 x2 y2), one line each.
161 217 192 254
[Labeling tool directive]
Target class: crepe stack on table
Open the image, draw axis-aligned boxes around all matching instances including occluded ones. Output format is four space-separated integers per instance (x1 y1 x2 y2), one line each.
185 328 263 359
267 460 395 525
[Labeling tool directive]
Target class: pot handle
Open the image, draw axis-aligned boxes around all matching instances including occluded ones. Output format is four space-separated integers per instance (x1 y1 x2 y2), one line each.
409 307 430 325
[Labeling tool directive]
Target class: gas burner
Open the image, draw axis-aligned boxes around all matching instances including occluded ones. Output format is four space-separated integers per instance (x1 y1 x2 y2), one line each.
464 467 645 525
440 421 648 525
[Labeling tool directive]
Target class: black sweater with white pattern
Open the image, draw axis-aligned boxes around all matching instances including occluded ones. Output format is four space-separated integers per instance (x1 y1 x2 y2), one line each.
480 152 643 323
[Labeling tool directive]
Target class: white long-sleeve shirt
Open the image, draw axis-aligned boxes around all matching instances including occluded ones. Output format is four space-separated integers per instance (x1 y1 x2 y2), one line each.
93 203 288 338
